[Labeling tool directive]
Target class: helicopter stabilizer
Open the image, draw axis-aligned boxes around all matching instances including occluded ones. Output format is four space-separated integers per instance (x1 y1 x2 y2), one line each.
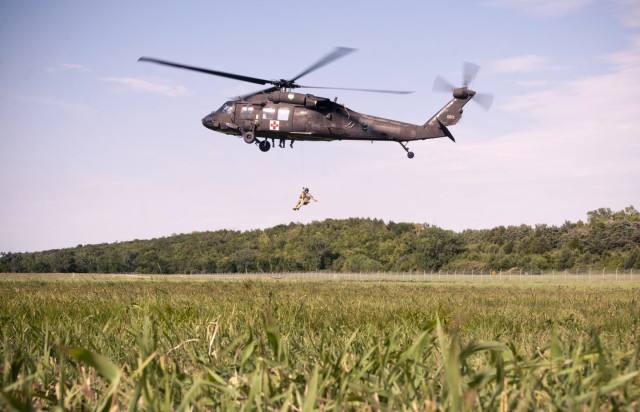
437 118 456 142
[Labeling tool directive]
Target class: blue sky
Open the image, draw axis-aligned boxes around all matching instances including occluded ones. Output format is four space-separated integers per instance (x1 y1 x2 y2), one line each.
1 0 639 252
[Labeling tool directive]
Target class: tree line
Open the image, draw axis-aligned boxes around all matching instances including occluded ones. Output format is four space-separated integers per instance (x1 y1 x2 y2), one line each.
1 207 639 274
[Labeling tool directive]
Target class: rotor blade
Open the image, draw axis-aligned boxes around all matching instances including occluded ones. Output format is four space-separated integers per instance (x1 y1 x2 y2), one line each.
138 57 271 86
433 76 455 93
299 85 413 94
237 86 280 100
463 62 480 87
289 47 356 82
472 92 494 110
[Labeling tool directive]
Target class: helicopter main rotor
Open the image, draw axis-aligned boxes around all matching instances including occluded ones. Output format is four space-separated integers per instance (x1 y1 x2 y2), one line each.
139 47 413 97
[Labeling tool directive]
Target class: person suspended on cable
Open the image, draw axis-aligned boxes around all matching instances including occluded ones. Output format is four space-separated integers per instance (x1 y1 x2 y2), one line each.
293 187 318 210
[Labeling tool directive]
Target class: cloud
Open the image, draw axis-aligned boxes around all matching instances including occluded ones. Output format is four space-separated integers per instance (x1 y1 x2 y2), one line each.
490 55 556 73
486 0 590 16
2 92 97 113
60 63 89 71
513 80 551 88
607 35 640 68
501 36 640 121
321 36 640 230
45 62 90 73
101 76 190 97
465 39 640 220
614 0 640 28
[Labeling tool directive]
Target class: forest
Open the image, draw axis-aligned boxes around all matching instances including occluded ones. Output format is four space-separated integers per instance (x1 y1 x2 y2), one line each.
1 206 639 274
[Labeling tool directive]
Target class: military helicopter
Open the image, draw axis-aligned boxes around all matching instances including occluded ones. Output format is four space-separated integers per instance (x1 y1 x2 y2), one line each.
138 47 491 159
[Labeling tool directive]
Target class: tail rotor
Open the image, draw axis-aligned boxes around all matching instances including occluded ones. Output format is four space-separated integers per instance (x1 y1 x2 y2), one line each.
433 62 493 110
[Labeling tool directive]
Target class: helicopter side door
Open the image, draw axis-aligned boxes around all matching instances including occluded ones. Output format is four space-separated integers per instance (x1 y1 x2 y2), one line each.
259 104 292 134
292 107 309 133
235 103 260 132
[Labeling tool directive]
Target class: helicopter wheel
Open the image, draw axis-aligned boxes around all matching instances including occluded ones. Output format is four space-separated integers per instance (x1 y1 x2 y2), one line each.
259 140 271 152
243 131 255 144
407 151 415 159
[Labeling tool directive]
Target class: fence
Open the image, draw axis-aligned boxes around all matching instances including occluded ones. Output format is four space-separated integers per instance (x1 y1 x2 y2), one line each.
179 269 638 282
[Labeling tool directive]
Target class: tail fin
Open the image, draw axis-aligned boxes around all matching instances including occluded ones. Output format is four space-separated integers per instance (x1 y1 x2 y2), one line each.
424 88 476 127
421 89 476 142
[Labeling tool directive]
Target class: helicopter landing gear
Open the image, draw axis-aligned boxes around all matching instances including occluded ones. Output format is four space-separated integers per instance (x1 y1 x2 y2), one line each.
398 141 414 159
258 139 271 152
243 131 255 144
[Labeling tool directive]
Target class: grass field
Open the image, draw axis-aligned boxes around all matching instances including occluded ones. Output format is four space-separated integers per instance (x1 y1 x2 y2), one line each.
1 275 639 410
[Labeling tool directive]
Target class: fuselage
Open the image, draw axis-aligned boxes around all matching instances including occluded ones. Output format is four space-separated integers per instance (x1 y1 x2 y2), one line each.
201 90 471 143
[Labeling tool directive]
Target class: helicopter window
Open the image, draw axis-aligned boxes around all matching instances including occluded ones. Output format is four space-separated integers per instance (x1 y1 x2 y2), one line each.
239 106 254 119
277 107 290 121
262 107 276 120
219 102 233 114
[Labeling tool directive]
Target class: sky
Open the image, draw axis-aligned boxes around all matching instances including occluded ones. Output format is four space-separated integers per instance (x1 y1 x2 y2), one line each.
1 0 639 253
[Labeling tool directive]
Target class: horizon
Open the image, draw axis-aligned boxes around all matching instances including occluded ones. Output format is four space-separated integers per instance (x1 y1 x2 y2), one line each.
5 205 634 254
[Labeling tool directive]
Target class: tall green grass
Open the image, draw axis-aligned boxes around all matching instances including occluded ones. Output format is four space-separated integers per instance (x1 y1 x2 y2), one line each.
1 277 639 410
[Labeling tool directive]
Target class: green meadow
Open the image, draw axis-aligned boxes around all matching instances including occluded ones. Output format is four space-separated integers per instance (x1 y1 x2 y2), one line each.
1 275 639 410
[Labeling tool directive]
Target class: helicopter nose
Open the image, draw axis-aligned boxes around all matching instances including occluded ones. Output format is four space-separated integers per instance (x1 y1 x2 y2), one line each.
202 113 216 130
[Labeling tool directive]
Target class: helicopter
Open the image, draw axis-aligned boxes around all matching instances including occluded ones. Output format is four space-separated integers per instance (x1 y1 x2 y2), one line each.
138 47 492 159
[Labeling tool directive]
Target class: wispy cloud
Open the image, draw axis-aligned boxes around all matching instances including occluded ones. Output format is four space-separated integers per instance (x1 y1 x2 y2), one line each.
321 36 640 230
486 0 590 16
3 92 97 113
614 0 640 28
45 62 90 73
607 35 640 68
463 39 640 220
101 76 190 97
501 37 640 121
490 55 556 73
513 79 551 88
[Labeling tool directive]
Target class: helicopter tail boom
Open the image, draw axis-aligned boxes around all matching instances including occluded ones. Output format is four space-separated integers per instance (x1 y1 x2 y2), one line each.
424 89 475 128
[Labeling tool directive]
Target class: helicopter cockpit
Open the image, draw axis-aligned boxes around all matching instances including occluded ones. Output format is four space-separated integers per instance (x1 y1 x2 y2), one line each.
202 101 236 133
218 102 234 114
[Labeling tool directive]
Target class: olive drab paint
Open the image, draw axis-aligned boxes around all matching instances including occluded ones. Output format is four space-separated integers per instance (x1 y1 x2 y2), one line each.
139 48 491 159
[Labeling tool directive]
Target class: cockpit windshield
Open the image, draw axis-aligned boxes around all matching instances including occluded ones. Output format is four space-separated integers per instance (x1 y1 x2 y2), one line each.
218 102 234 114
